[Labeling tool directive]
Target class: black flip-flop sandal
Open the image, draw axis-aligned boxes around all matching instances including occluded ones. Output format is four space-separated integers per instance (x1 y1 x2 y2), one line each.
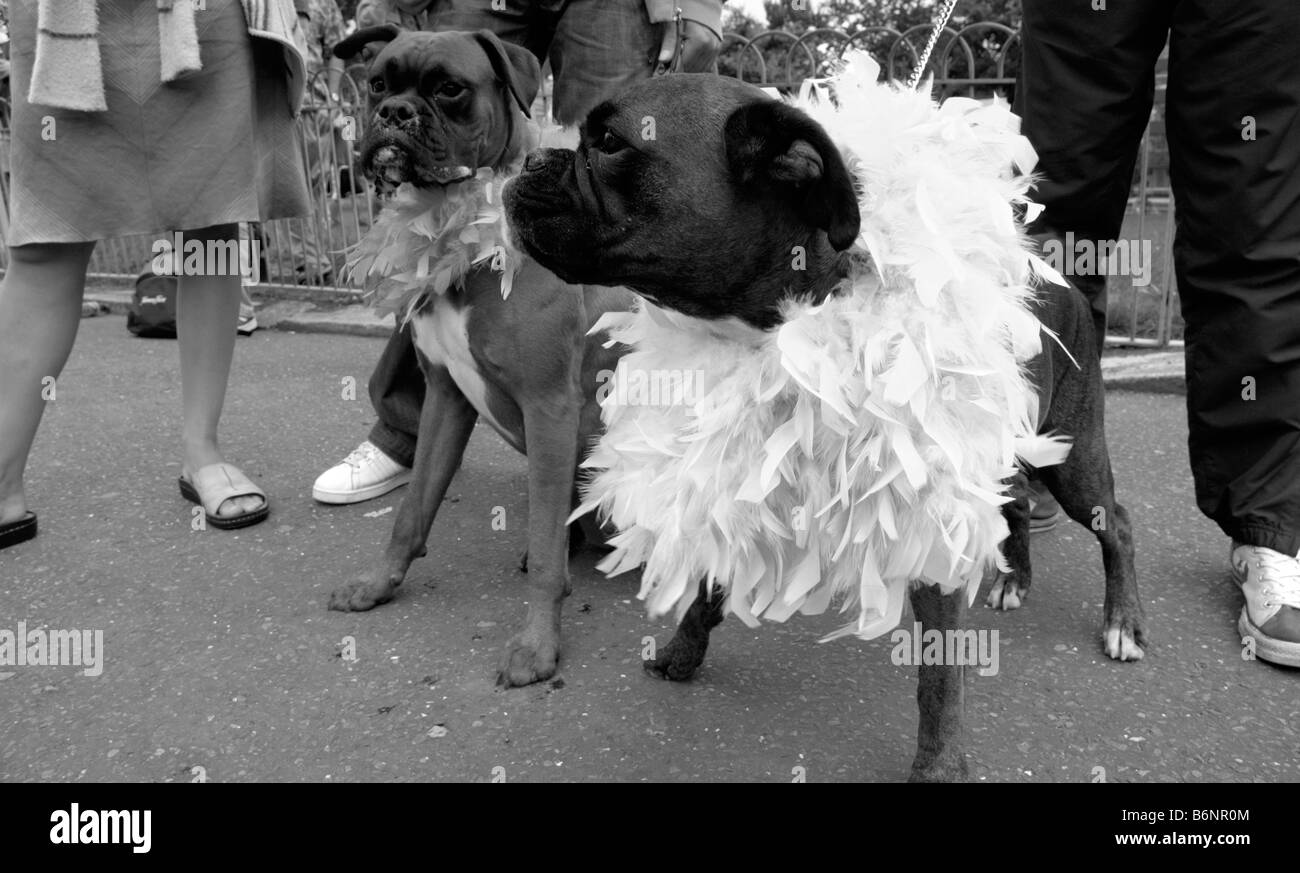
0 512 38 550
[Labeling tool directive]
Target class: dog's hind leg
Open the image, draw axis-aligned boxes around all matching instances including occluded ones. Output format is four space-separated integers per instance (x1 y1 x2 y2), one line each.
329 364 477 612
1038 437 1146 661
644 579 726 681
987 469 1033 611
908 583 969 783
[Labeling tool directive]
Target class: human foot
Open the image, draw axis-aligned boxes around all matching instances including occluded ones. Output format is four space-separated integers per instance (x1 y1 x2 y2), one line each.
0 491 30 528
182 441 266 520
179 463 268 530
312 441 411 505
1231 541 1300 667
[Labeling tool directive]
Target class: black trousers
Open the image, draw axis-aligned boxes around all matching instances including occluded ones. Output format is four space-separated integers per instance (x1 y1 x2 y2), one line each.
1017 0 1300 556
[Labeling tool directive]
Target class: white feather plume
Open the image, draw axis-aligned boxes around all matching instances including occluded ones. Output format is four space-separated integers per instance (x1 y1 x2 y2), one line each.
575 52 1070 641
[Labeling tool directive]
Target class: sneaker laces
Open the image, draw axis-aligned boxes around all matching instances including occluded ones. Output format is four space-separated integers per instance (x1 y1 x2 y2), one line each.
342 442 382 470
1246 548 1300 610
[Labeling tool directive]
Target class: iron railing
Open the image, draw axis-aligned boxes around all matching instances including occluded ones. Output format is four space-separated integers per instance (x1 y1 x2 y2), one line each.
719 24 1180 347
721 21 1021 98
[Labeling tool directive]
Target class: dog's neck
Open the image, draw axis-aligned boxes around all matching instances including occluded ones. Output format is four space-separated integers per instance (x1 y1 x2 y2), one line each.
781 233 856 302
731 233 856 330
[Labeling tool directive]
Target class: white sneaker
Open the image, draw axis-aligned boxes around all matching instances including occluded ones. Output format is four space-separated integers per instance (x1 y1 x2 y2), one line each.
313 441 411 505
1229 541 1300 667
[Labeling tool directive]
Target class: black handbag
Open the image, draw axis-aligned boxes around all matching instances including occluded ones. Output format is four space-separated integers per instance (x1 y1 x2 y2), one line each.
126 268 179 339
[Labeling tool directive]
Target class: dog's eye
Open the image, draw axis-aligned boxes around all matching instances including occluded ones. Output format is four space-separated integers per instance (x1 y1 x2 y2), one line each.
369 78 386 95
595 130 626 155
438 81 465 98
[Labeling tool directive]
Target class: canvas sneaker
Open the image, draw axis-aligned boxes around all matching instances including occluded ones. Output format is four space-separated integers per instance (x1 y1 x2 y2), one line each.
1230 541 1300 667
313 441 411 505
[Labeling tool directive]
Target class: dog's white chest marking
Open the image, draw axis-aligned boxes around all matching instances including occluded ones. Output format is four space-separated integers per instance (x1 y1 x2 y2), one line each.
410 301 510 439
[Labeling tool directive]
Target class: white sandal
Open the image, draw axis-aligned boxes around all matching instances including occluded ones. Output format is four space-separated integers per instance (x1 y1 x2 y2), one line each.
178 463 269 530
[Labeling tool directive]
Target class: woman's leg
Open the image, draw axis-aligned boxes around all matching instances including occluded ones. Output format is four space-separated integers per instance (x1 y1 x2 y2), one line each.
0 242 95 527
176 223 264 519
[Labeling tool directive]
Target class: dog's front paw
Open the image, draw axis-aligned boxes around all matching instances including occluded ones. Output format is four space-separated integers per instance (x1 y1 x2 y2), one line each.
328 575 399 612
496 628 560 687
985 573 1027 611
1103 610 1147 661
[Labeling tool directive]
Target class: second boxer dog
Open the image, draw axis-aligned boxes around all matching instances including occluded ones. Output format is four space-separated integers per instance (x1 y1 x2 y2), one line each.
326 25 634 687
505 73 1147 780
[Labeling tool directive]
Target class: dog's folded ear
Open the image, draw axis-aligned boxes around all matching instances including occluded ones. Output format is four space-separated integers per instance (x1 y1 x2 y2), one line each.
724 99 861 251
333 24 402 61
473 30 541 119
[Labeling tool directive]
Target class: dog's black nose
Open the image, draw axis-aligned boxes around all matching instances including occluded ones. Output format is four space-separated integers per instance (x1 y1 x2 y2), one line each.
377 98 417 124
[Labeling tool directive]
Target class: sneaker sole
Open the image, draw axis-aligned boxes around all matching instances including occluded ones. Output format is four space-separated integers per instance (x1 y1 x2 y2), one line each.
1238 606 1300 668
313 472 412 505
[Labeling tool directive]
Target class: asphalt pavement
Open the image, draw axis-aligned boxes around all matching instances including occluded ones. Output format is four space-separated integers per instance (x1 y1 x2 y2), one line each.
1 314 1296 782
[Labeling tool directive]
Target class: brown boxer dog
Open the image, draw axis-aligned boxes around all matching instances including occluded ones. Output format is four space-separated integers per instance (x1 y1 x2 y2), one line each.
326 26 635 687
504 73 1147 781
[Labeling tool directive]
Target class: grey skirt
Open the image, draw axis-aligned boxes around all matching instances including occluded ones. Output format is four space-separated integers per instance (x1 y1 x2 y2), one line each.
5 0 310 246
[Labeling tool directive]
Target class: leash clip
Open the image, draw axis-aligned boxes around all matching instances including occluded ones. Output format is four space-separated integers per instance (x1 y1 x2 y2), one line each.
654 7 688 76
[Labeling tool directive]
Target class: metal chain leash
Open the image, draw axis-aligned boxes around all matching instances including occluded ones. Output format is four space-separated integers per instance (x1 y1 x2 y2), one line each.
906 0 961 91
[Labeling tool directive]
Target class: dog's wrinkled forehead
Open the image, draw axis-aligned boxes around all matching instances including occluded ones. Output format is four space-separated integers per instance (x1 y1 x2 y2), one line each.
368 32 496 90
584 74 773 152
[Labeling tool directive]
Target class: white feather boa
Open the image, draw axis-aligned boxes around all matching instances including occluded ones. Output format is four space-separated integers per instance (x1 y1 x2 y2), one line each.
574 53 1071 641
345 168 522 322
345 124 576 323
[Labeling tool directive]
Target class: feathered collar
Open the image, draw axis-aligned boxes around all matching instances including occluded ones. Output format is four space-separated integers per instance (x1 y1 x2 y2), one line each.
575 52 1072 641
345 167 523 323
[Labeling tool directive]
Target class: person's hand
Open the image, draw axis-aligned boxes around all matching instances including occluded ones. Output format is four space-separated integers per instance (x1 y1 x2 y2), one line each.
656 17 722 74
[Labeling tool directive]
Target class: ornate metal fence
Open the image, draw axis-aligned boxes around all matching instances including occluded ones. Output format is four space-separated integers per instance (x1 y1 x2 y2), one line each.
0 22 1179 345
720 23 1180 347
720 20 1020 98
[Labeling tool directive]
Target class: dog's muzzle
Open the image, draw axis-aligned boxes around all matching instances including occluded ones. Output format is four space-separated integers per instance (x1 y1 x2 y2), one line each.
366 103 474 187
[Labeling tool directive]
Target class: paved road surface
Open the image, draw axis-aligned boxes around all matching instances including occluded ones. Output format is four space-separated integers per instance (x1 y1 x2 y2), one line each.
2 316 1296 782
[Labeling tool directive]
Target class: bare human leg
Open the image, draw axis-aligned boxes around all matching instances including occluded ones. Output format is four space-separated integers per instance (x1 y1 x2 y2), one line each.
176 223 263 519
0 241 95 528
